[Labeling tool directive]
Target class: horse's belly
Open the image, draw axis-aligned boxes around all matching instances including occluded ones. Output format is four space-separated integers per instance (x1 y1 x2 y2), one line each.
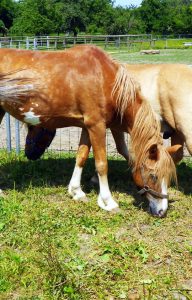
38 116 84 129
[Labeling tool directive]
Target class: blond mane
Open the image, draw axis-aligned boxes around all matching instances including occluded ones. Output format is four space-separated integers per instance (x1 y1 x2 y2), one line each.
112 64 136 120
112 64 176 186
131 100 177 186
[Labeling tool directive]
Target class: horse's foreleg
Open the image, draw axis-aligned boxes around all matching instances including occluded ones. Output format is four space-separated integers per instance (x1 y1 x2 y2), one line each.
88 123 119 211
179 127 192 159
111 129 129 161
68 128 91 201
90 129 129 185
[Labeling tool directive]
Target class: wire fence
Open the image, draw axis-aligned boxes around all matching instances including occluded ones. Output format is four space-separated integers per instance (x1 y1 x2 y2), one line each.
0 114 130 156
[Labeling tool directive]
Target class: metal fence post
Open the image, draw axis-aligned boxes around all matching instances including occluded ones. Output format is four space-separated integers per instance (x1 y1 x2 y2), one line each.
5 113 11 152
26 37 29 49
33 38 37 49
46 36 49 49
15 119 20 154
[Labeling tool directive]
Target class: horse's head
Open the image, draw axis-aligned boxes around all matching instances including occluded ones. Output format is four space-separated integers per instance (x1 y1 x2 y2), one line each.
132 144 181 217
25 125 56 160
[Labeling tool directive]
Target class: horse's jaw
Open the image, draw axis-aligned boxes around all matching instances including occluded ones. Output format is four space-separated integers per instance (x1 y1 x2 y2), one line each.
147 179 168 217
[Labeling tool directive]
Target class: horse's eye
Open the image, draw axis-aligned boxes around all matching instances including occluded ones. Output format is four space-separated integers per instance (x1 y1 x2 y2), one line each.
150 174 158 182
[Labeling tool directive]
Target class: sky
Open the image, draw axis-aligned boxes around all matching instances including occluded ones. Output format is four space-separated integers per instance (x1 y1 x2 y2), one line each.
114 0 142 7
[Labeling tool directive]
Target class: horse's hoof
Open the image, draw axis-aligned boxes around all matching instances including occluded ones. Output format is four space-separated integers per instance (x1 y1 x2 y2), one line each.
73 195 89 202
110 207 122 214
79 196 89 203
0 190 5 198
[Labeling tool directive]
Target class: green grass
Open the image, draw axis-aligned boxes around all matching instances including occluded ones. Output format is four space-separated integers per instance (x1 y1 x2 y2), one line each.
111 48 192 64
0 150 192 299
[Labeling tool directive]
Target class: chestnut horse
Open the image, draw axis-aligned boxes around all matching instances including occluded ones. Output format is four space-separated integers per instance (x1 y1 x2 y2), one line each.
0 46 177 216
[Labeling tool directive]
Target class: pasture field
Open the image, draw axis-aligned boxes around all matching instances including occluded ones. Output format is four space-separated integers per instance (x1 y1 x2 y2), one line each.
111 48 192 64
0 150 192 300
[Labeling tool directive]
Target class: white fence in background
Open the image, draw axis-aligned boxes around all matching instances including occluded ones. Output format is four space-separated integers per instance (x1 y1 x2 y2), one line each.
0 114 130 155
0 34 153 51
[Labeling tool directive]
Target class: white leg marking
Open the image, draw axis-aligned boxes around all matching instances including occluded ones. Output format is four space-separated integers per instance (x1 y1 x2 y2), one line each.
68 165 86 201
97 174 118 211
161 179 168 212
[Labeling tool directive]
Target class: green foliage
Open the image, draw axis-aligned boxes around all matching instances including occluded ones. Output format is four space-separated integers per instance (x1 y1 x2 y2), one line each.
1 1 192 37
11 0 55 35
106 6 144 34
0 0 15 29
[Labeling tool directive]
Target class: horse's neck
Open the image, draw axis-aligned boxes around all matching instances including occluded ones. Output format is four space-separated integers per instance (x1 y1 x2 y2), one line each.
127 64 162 118
121 99 143 134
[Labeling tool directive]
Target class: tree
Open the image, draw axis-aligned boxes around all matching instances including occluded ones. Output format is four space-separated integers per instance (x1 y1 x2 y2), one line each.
139 0 192 34
0 19 8 36
84 0 114 34
105 6 144 35
11 0 55 35
54 1 87 36
139 0 163 33
0 0 16 29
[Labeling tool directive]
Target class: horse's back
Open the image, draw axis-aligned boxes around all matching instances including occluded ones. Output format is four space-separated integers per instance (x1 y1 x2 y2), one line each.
0 45 118 128
158 64 192 132
127 63 192 130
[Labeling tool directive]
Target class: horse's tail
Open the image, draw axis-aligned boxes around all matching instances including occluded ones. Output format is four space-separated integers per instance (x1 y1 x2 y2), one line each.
0 73 35 103
112 64 137 120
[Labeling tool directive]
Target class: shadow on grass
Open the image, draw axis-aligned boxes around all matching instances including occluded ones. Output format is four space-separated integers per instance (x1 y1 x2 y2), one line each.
0 155 191 215
176 161 192 194
0 156 134 192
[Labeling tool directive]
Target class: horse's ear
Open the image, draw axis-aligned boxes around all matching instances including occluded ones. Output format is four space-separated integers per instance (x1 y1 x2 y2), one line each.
167 144 183 164
148 144 158 160
167 144 182 155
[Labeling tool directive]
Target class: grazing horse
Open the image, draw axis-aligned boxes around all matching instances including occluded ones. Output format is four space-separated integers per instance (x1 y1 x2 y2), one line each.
0 46 177 216
126 64 192 164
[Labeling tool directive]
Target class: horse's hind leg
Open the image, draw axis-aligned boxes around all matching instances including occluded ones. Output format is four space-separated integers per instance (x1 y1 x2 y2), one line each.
111 129 129 161
68 128 91 201
87 123 119 211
